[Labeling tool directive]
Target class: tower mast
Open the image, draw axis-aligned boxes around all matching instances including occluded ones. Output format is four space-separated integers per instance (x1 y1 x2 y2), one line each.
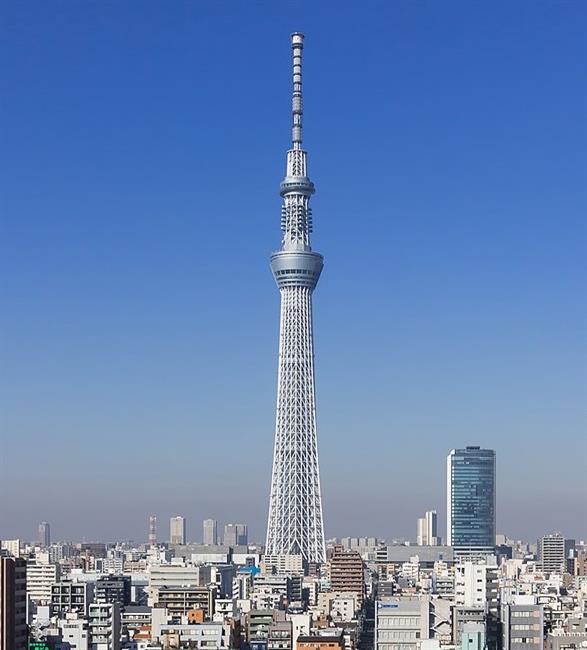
266 33 326 564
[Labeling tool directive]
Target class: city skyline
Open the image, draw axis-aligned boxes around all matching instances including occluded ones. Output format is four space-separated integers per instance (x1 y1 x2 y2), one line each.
1 1 585 544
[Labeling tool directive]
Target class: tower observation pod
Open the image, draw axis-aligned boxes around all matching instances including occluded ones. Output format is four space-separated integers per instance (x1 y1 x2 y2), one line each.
265 33 326 565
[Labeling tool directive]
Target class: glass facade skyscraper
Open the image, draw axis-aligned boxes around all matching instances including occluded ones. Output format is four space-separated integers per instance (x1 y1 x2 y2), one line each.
447 447 496 555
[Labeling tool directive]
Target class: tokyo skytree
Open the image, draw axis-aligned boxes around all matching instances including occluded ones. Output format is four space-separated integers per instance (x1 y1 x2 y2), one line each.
265 33 326 564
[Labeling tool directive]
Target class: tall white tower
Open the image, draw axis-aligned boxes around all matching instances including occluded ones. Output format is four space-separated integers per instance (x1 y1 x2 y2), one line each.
265 33 326 564
169 516 186 545
202 519 217 545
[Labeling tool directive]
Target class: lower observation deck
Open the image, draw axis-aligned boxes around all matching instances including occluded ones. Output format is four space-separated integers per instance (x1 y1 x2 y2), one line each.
270 250 323 290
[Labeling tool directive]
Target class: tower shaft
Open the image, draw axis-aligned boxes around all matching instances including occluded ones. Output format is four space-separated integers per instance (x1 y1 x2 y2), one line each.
266 33 325 564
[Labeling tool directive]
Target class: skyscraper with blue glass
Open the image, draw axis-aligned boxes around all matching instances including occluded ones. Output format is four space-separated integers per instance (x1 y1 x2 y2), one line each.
447 447 496 556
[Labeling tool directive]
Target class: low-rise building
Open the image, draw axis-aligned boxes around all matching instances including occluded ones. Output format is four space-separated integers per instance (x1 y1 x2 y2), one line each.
453 606 486 646
153 585 215 621
375 598 430 650
316 592 359 623
460 623 486 650
546 630 587 650
121 604 151 635
247 609 275 646
268 619 293 650
59 614 90 650
297 632 345 650
501 600 543 650
158 621 232 649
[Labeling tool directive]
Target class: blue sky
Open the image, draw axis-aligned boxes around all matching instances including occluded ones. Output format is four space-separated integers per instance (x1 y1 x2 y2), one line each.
1 1 585 545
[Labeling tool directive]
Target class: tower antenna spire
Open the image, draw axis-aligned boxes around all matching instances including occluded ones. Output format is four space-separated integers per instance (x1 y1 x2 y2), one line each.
291 32 304 150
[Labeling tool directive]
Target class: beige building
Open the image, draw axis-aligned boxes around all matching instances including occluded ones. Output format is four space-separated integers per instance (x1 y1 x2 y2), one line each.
154 585 216 621
298 633 344 650
170 516 186 545
329 547 364 606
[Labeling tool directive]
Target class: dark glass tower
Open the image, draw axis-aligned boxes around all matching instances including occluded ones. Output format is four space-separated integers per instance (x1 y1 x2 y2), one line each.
447 446 496 556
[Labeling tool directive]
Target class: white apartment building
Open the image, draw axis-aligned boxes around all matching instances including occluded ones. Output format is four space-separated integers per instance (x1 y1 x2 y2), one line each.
147 563 212 605
250 584 287 610
26 561 61 604
233 572 253 600
48 544 73 563
88 602 121 650
262 554 304 576
212 597 239 622
330 595 359 622
289 613 312 650
1 539 21 557
400 559 420 583
455 560 498 608
60 614 90 650
417 511 439 546
454 558 499 650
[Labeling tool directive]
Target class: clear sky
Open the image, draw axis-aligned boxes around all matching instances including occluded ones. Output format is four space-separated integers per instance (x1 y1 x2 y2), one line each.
1 1 585 545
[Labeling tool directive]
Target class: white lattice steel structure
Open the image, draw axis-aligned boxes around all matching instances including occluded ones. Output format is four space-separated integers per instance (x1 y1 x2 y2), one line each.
265 33 326 564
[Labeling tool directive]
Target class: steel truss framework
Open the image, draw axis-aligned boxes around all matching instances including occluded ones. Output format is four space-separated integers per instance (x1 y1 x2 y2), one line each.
266 33 326 564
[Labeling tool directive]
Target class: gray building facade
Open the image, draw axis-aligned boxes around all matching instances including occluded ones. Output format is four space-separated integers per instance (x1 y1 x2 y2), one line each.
501 603 543 650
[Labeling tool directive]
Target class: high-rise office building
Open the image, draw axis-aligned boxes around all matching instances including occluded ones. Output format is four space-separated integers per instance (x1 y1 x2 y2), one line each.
38 521 50 547
417 518 426 546
538 533 566 574
417 510 439 546
170 516 186 545
447 447 496 556
0 556 28 650
223 524 238 548
236 524 248 546
265 32 326 565
148 515 157 546
203 519 217 546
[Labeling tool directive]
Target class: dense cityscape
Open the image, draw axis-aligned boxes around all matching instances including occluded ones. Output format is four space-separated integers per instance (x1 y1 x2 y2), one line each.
1 486 586 650
1 20 585 650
